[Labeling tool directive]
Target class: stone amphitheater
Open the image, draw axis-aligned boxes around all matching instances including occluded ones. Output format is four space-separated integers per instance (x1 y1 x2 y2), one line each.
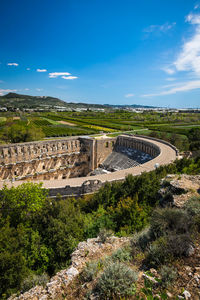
0 134 179 196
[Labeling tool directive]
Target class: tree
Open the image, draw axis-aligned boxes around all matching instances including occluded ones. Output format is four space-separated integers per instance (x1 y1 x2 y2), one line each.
1 124 44 143
0 221 28 298
188 128 200 142
0 182 48 226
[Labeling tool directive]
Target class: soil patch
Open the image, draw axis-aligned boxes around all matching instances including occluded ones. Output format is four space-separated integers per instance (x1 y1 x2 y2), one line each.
58 120 76 126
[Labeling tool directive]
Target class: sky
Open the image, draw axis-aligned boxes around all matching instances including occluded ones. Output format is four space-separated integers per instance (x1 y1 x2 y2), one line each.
0 0 200 108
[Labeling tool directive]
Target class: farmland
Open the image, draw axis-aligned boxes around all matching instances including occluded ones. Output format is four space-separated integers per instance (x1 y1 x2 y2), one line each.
0 110 200 151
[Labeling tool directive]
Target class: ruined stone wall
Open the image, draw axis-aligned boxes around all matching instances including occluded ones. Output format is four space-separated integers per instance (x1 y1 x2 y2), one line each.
79 137 96 171
0 138 91 181
94 138 116 168
0 135 178 194
48 179 104 198
135 134 179 155
116 135 160 157
0 135 163 182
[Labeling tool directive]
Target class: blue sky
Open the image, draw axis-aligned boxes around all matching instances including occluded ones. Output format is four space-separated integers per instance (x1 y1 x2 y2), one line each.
0 0 200 108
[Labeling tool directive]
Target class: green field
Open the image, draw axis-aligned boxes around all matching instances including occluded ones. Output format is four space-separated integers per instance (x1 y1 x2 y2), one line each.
0 116 6 122
1 110 200 151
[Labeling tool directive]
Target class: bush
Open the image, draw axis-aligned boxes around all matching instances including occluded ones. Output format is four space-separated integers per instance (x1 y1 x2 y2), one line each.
131 226 153 253
20 273 49 292
146 237 170 267
81 261 103 282
167 233 193 257
184 196 200 217
147 233 193 268
110 247 131 263
98 228 113 243
95 262 138 299
160 265 177 287
150 208 191 238
195 215 200 232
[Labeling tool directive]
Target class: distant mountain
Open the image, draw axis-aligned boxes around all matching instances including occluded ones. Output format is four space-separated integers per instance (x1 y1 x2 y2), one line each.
104 103 158 109
0 93 68 109
0 93 108 109
0 92 159 110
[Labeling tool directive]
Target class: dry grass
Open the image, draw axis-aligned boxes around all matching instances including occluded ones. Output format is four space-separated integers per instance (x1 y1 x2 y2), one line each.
57 120 77 126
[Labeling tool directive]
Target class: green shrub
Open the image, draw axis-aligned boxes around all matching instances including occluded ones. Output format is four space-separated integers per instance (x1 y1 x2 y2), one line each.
110 247 131 263
150 208 191 238
95 262 137 299
184 196 200 217
160 265 177 287
146 237 169 267
167 233 193 257
147 233 193 268
98 228 113 243
20 273 49 292
81 260 103 282
194 214 200 232
131 226 153 252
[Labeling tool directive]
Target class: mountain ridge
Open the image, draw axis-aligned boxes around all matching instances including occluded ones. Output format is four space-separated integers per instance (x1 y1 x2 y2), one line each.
0 93 158 109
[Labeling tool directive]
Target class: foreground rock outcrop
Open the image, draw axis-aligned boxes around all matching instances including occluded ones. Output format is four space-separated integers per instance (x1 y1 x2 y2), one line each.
8 236 129 300
159 174 200 208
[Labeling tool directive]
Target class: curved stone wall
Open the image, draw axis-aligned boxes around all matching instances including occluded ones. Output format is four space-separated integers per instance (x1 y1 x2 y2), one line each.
116 135 160 158
0 138 90 181
0 135 178 196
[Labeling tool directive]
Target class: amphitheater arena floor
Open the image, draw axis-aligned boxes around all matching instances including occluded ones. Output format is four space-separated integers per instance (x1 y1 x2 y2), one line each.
0 136 178 190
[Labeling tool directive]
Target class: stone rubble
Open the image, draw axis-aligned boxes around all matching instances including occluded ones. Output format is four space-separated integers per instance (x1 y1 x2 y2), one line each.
8 236 129 300
159 174 200 208
182 290 191 299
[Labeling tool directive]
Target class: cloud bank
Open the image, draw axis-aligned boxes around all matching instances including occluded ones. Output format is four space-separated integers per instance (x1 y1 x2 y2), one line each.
144 22 176 34
162 13 200 77
49 72 71 78
0 89 17 95
7 63 18 66
62 76 78 80
125 93 135 98
173 13 200 76
142 80 200 97
37 69 47 72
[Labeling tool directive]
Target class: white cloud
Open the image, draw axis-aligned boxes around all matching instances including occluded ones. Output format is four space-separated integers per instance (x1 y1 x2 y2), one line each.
125 93 135 98
142 80 200 97
37 69 47 72
0 80 4 83
24 88 30 91
160 13 200 77
185 13 200 24
144 22 176 34
7 63 19 66
162 67 175 75
26 68 30 70
49 72 71 78
61 75 78 80
36 88 43 91
195 4 200 10
166 77 176 81
172 13 200 76
0 89 17 95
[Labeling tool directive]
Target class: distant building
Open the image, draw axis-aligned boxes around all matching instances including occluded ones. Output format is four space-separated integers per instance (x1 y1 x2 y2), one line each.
0 107 7 111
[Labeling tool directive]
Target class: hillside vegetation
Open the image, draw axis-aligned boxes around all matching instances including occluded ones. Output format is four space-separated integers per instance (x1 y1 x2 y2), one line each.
0 93 107 109
0 93 68 109
1 157 200 298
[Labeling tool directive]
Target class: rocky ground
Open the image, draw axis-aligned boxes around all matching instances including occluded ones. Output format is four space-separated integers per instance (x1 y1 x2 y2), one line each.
8 234 200 300
159 174 200 208
8 174 200 300
8 236 130 300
